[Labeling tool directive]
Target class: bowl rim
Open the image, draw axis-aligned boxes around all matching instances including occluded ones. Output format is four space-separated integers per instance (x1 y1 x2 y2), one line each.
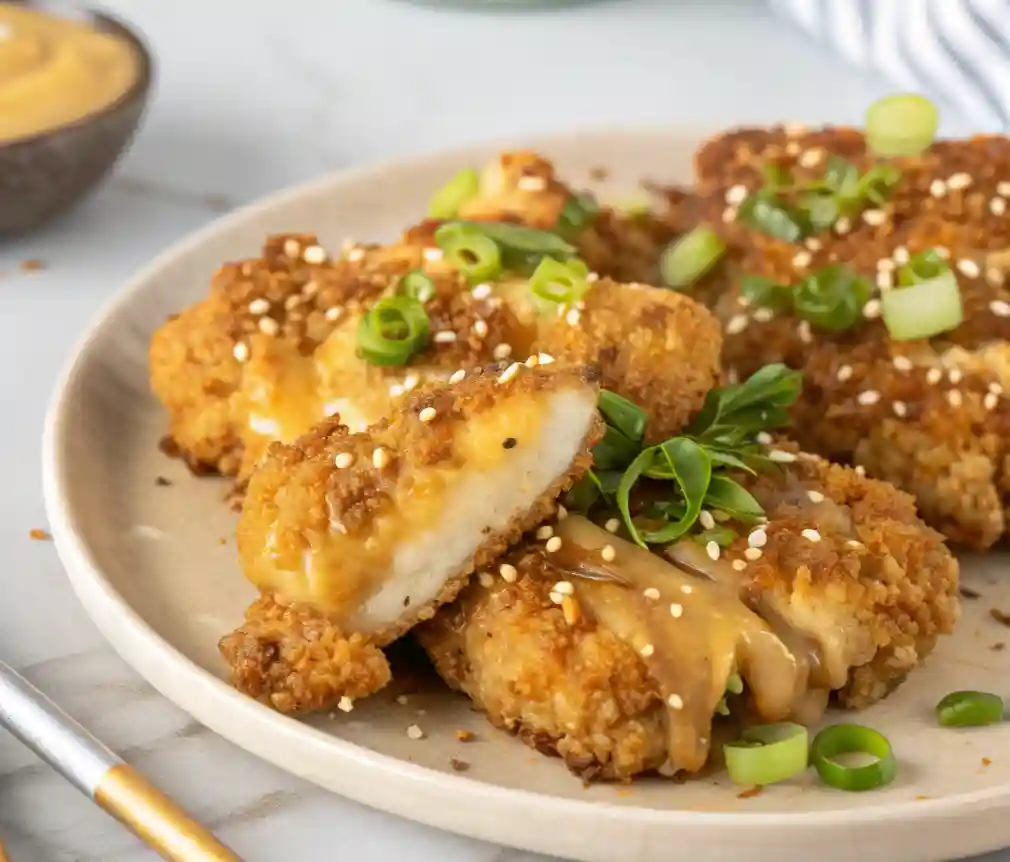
0 1 154 152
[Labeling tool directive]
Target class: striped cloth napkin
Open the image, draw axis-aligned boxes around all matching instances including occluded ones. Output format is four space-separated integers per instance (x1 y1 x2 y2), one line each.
769 0 1010 131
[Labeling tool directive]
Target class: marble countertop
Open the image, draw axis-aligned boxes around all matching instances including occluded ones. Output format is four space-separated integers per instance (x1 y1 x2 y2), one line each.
0 1 1002 860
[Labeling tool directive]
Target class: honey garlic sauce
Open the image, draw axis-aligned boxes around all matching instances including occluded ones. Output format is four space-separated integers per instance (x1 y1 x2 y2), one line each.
552 517 802 775
0 4 139 143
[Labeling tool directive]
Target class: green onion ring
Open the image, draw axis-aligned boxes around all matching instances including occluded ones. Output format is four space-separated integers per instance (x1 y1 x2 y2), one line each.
810 723 897 792
434 223 502 284
792 264 871 332
865 93 939 158
936 691 1004 728
724 722 809 786
528 256 591 307
427 168 480 219
881 270 963 340
660 226 726 289
398 270 436 304
356 296 431 367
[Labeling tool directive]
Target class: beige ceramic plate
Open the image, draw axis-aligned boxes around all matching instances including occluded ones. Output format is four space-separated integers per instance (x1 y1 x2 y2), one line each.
42 129 1010 862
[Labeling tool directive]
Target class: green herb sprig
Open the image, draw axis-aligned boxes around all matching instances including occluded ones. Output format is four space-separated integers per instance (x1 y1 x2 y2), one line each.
742 264 872 334
567 364 803 548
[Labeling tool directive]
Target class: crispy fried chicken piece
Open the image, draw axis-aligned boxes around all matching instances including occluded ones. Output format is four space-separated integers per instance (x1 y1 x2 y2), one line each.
151 229 721 482
420 457 959 781
688 126 1010 547
220 363 603 713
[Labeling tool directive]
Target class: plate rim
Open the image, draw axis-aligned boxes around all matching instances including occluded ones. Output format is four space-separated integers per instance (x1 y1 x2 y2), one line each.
39 124 1010 860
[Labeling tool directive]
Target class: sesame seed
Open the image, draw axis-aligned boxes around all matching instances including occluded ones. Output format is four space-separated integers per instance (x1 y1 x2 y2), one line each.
601 544 617 562
403 374 420 391
700 510 715 530
935 246 951 259
857 390 881 406
248 298 271 315
726 314 749 335
232 342 249 362
406 724 425 740
785 141 801 156
667 694 684 710
640 644 655 658
553 580 574 595
990 299 1010 317
545 536 562 553
947 172 972 190
479 572 494 588
473 319 489 338
302 280 320 298
892 355 913 372
855 465 866 477
518 175 547 191
956 258 981 278
643 587 660 600
668 603 684 620
493 343 513 360
549 591 562 605
285 294 303 311
258 316 280 336
948 368 963 384
565 308 581 326
423 248 443 263
557 505 568 521
418 406 437 423
768 449 797 463
946 389 963 408
372 448 390 469
471 283 492 300
731 559 747 572
283 238 301 257
756 431 772 445
536 525 554 541
805 237 823 251
347 247 365 263
792 250 812 269
877 258 896 272
991 197 1007 216
799 147 824 168
334 452 355 469
389 383 405 398
748 528 767 548
836 364 853 382
722 206 738 224
499 563 518 582
846 539 863 549
338 696 354 712
725 184 748 205
999 181 1010 197
681 584 693 594
497 362 521 384
835 216 852 235
449 369 466 384
587 272 600 283
876 270 893 290
797 320 813 343
537 353 555 365
605 518 620 533
984 392 999 411
753 307 775 323
892 246 910 265
990 382 1004 395
303 245 327 265
396 695 409 705
806 490 825 503
325 306 343 322
434 330 457 343
929 179 947 198
926 367 943 385
705 541 720 561
862 299 881 319
744 547 763 561
862 209 886 226
892 401 908 418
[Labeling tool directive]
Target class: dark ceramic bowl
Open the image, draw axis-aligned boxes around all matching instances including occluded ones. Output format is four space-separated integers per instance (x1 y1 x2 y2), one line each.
0 2 153 235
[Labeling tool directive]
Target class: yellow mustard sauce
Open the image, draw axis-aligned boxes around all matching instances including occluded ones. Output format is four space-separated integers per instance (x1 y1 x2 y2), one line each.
0 4 139 143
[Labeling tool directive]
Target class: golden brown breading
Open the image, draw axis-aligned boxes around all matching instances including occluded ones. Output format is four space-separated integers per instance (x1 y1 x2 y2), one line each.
219 595 391 715
420 455 959 781
687 126 1010 547
236 361 603 644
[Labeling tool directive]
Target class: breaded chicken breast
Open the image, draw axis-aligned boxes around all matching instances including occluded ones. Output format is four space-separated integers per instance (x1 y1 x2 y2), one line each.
686 125 1010 547
420 456 959 782
219 363 603 713
150 228 721 483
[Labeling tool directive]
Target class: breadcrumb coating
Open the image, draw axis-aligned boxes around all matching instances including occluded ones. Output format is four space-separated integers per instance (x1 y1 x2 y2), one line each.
688 126 1010 547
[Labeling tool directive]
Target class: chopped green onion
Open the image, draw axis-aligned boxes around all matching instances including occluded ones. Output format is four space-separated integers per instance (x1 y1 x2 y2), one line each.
556 193 599 238
898 248 949 286
434 223 502 284
356 296 431 366
741 275 793 313
762 163 794 190
810 724 897 792
792 264 872 332
398 270 436 304
660 226 726 289
724 722 809 786
821 155 862 200
441 220 576 258
799 192 840 233
936 691 1004 728
865 93 939 158
427 168 480 219
738 190 805 243
598 390 647 442
528 257 591 307
858 164 902 206
881 269 963 340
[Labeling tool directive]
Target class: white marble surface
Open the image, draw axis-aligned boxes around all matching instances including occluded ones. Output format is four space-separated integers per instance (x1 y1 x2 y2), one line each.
0 1 1004 860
